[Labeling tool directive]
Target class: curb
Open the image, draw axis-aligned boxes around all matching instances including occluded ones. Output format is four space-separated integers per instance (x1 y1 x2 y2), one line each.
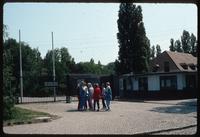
3 115 60 127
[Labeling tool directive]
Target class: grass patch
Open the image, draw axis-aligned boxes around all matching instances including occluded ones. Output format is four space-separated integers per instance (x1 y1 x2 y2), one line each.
3 106 52 126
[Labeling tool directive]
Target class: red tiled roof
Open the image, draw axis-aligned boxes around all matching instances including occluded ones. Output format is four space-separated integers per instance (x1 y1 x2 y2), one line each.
165 51 197 72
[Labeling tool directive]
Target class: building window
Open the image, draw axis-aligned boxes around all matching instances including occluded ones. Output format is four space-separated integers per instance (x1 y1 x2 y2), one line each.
164 62 170 72
152 64 160 72
161 80 165 87
160 75 177 90
180 63 188 70
188 63 196 70
166 79 171 87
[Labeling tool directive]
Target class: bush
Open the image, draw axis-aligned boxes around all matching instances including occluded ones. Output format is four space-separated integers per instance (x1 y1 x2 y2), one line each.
3 95 15 120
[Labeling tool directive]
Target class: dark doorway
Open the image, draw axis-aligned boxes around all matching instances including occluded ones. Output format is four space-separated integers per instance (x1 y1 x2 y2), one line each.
186 75 196 89
138 77 148 91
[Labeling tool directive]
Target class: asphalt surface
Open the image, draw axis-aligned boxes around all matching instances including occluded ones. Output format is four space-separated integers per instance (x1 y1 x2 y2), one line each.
3 98 197 135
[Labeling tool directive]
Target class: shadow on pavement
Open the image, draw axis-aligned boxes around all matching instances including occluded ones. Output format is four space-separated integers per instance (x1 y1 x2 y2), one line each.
66 109 79 112
149 99 197 114
66 109 109 113
176 99 197 106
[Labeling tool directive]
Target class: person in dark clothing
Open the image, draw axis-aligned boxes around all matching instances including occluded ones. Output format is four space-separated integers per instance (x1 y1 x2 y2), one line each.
93 83 101 111
79 81 87 111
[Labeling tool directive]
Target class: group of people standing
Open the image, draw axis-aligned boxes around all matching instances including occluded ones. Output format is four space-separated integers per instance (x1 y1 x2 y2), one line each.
77 81 112 111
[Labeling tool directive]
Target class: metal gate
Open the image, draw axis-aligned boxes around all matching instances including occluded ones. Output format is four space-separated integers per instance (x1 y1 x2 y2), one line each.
17 75 67 103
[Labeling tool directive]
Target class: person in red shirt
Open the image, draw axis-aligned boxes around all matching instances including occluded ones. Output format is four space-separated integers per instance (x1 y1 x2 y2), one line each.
93 83 101 111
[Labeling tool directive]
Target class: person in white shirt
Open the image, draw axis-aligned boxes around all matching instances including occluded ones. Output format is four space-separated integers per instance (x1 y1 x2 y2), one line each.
101 83 106 109
87 82 94 110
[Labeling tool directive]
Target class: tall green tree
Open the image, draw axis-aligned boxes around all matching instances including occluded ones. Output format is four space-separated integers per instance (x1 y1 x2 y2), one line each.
4 39 43 96
134 21 150 73
3 25 9 42
43 47 75 78
103 62 115 74
60 47 75 74
3 41 15 119
156 44 161 57
3 25 15 120
169 30 197 55
190 33 197 57
181 30 191 53
169 38 175 52
150 45 155 60
43 48 75 96
90 58 95 64
117 3 150 74
175 39 183 52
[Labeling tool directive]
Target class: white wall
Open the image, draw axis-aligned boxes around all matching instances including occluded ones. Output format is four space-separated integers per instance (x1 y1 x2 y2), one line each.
119 78 123 90
126 78 132 90
148 75 160 91
119 73 188 94
119 78 124 96
177 73 185 90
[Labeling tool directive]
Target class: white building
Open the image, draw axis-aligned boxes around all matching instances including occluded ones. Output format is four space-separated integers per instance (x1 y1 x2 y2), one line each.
119 51 197 98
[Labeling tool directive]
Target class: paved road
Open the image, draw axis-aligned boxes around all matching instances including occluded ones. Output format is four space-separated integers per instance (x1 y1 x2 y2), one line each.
3 99 197 135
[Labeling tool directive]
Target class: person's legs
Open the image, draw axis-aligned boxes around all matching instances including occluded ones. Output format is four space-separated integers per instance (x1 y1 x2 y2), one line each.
79 98 83 111
106 100 110 111
84 98 87 110
89 98 93 109
93 100 96 111
85 98 88 110
102 98 106 108
97 100 100 111
107 100 110 110
88 98 91 109
77 96 80 110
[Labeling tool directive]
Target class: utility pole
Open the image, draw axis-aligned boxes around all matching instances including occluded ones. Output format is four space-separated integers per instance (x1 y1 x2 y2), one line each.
19 30 23 103
52 32 56 102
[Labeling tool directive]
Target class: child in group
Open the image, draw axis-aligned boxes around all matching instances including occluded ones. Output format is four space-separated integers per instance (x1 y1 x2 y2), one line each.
105 82 112 111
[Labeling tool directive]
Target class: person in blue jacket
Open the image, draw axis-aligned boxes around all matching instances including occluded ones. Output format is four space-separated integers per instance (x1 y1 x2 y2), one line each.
105 82 112 111
79 81 87 111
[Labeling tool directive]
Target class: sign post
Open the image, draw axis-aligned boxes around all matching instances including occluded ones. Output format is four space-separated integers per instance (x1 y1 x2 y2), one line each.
19 30 23 103
52 32 56 102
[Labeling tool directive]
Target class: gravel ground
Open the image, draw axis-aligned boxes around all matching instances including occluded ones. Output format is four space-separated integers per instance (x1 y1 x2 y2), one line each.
3 99 197 135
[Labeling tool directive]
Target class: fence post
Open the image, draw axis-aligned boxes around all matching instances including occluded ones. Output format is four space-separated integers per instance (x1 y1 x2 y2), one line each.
66 74 71 103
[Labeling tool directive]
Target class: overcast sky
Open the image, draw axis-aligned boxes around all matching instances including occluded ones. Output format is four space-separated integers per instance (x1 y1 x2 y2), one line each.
3 3 197 65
